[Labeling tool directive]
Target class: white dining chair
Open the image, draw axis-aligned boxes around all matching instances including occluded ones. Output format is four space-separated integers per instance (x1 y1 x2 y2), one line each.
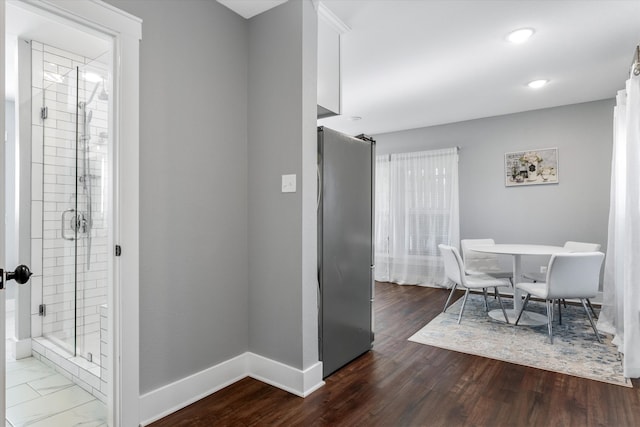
439 244 511 324
523 241 601 319
514 252 605 344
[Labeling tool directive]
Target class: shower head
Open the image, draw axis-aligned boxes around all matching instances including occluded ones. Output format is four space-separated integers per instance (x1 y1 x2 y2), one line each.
87 109 93 123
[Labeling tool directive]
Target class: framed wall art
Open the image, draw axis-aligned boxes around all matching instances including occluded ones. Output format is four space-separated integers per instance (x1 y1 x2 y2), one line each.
505 148 558 187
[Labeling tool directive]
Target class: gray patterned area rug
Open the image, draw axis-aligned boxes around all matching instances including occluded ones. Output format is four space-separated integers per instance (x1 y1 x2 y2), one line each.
408 294 631 387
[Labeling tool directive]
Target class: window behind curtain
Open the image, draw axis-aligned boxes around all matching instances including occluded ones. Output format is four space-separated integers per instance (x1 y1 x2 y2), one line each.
375 148 459 286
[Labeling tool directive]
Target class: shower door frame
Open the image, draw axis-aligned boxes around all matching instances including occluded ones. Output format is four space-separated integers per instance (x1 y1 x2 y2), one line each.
2 0 141 425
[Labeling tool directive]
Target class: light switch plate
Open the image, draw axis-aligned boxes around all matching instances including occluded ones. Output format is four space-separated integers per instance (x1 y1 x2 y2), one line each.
281 174 296 193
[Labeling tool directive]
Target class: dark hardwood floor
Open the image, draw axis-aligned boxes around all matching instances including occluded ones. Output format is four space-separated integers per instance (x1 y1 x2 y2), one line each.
150 282 640 426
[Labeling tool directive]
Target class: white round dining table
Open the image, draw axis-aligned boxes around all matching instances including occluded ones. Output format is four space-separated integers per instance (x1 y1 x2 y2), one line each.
469 244 573 325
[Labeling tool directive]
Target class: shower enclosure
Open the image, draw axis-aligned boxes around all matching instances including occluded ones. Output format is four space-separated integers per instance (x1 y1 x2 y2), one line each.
31 41 111 384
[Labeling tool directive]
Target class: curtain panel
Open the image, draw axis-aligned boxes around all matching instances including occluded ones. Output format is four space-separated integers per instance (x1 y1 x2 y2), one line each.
598 68 640 378
375 148 459 286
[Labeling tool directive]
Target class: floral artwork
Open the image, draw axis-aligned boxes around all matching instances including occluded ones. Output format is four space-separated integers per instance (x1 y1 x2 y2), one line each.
505 148 558 186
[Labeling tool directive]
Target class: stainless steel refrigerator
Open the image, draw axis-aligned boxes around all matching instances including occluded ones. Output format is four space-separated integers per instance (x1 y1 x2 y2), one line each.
318 126 375 378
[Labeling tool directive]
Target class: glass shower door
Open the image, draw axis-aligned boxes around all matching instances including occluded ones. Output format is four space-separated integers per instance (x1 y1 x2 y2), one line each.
41 59 80 356
75 54 110 365
40 47 110 365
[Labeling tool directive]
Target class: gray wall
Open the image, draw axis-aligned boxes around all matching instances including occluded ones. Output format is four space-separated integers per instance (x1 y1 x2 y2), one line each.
376 99 614 274
247 0 318 370
106 0 250 394
107 0 319 394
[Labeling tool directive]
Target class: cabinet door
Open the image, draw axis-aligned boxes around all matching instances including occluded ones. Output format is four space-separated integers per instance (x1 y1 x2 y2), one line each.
317 18 341 118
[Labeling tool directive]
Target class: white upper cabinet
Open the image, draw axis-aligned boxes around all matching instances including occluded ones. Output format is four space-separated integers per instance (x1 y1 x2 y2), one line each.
317 3 349 118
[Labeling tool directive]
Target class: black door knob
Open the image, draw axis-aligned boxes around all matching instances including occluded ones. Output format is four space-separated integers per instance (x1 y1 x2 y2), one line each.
6 265 33 284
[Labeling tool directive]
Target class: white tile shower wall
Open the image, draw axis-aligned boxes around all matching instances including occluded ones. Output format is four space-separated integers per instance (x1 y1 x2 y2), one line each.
31 41 109 372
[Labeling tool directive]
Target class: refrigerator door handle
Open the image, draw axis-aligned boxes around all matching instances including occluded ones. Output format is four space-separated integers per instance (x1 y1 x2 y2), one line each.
317 164 322 211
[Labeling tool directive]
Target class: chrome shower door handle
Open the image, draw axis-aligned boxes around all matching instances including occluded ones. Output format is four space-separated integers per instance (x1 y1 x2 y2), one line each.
61 208 78 241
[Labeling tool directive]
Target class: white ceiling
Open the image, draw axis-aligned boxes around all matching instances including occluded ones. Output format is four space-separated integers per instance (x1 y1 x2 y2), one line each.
214 0 640 136
217 0 288 19
4 2 109 101
317 0 640 135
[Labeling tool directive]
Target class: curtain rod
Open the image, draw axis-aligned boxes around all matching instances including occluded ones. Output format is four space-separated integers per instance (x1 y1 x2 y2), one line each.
632 45 640 76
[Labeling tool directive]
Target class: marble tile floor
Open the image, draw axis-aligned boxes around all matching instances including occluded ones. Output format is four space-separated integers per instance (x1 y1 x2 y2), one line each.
5 300 107 426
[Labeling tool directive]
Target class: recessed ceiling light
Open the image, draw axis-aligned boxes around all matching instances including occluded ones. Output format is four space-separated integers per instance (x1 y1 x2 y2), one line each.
527 79 549 89
507 28 535 44
349 116 362 121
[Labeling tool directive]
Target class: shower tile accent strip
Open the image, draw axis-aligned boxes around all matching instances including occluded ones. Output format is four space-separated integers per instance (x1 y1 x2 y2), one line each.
30 40 109 403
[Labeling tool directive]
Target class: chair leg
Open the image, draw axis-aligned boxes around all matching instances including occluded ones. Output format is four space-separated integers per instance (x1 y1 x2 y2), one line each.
495 287 509 324
443 283 458 313
581 298 603 343
482 288 489 311
457 289 470 324
586 298 598 319
557 299 562 325
546 300 554 344
515 294 531 325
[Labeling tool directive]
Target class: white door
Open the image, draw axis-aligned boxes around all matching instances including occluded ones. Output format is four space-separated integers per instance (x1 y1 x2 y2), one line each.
2 0 8 420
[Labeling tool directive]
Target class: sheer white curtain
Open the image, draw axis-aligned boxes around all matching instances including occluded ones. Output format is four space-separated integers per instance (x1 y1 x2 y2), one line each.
375 148 459 286
598 67 640 378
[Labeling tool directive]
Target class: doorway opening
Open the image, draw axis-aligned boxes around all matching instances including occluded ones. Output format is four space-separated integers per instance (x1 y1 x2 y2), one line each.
5 2 113 424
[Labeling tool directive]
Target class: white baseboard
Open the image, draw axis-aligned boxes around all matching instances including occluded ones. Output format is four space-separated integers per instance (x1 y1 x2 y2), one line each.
139 352 325 426
247 353 324 397
139 353 247 426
